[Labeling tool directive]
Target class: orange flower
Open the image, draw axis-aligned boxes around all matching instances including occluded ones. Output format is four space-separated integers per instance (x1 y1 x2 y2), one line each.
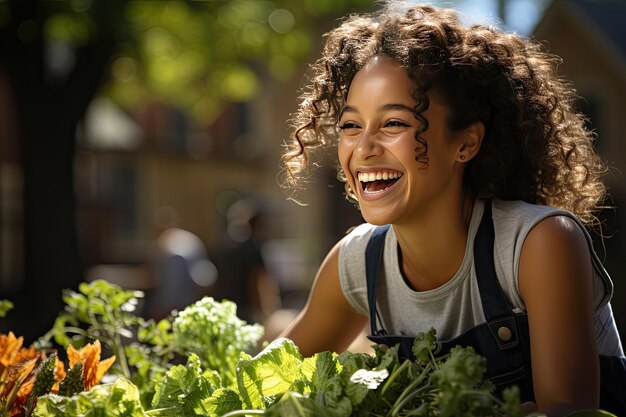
12 371 35 417
0 332 42 417
67 340 116 390
0 332 23 368
0 332 37 367
0 356 38 416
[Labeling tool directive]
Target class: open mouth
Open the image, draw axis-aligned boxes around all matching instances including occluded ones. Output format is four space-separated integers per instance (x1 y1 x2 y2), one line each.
358 171 403 194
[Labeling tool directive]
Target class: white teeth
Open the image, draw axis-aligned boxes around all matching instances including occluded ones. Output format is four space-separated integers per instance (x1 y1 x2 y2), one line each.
358 171 402 182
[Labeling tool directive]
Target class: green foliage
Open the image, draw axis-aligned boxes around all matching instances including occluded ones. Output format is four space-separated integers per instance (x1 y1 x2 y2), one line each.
28 280 618 417
37 280 264 410
150 353 239 417
12 0 373 123
24 354 58 416
236 338 302 409
34 378 147 417
39 279 145 378
171 297 264 389
32 355 58 397
0 300 13 318
58 362 84 397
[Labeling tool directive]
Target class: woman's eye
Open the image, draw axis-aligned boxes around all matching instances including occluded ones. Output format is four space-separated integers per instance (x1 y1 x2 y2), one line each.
338 122 360 130
384 120 408 128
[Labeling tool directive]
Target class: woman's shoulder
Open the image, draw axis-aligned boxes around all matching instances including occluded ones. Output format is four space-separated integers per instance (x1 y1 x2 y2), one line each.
490 198 583 238
491 198 571 222
340 223 381 254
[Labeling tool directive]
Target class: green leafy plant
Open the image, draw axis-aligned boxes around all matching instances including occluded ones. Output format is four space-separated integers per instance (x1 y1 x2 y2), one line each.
39 280 145 378
172 297 263 389
23 354 57 417
16 280 619 417
229 334 520 417
34 378 147 417
37 280 264 408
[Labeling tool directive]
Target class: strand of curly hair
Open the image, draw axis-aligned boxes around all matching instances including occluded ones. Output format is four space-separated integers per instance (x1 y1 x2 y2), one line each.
280 2 607 226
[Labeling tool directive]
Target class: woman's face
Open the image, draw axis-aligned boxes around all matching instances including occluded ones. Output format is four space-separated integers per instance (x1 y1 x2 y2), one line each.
337 56 465 226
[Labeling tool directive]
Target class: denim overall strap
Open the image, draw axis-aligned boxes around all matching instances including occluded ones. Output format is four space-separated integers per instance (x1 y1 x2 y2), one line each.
365 224 391 336
473 201 514 320
473 202 525 352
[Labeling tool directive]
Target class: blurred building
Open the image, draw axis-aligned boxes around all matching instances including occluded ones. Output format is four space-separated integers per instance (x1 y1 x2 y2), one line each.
71 85 328 307
533 0 626 339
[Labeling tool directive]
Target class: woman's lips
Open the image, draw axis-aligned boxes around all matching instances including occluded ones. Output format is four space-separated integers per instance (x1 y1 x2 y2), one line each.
357 172 403 202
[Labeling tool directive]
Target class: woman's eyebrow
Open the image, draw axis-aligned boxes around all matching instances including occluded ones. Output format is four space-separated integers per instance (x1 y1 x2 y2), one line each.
379 103 414 113
340 103 413 117
340 104 358 117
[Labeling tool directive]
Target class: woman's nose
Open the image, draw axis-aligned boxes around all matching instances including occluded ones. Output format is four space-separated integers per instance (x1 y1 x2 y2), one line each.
354 129 382 159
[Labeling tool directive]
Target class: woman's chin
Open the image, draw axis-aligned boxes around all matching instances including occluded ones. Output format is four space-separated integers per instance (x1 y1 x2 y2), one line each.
359 205 398 226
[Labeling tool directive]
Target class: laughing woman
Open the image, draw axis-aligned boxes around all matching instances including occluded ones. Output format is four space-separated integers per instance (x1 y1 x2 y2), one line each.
279 2 626 416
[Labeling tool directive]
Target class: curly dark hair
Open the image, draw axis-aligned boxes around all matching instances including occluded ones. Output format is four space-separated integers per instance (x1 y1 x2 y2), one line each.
281 2 607 225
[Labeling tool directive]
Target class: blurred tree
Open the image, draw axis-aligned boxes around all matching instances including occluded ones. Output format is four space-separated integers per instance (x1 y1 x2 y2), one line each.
0 0 372 343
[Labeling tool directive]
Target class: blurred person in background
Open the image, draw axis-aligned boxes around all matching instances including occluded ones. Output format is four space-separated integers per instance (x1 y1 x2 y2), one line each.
144 206 217 319
214 197 282 327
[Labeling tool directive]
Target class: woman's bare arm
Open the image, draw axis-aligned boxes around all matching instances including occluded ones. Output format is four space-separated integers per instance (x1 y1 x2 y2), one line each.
519 215 599 416
280 240 368 357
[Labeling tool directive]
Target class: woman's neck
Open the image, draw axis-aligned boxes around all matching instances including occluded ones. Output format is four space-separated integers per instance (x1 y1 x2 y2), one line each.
393 193 475 292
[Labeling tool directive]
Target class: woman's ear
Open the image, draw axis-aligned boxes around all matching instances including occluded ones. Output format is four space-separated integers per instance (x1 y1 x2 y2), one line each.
457 121 484 162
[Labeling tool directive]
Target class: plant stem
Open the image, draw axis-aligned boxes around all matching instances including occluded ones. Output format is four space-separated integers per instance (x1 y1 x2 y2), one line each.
381 359 410 395
101 304 130 378
389 384 432 416
114 330 131 378
388 364 432 416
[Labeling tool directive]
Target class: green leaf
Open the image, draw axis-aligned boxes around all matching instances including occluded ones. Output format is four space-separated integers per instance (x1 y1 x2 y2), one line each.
151 353 214 415
58 362 84 397
337 352 374 380
316 374 352 417
431 346 486 390
300 351 341 390
236 338 303 409
411 328 439 366
198 388 242 416
34 378 147 417
24 354 58 416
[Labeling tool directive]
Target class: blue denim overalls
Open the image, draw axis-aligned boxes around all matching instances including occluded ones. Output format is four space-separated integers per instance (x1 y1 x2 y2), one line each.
364 200 626 414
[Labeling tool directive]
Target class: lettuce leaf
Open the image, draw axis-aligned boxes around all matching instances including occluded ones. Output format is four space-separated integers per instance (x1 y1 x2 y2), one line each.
200 388 242 416
150 353 221 416
236 338 303 409
34 378 147 417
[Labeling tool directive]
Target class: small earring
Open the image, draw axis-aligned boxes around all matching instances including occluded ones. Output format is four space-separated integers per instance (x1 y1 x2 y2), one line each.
459 155 465 161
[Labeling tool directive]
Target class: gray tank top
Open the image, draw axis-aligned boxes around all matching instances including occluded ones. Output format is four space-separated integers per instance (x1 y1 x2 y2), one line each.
338 198 624 357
